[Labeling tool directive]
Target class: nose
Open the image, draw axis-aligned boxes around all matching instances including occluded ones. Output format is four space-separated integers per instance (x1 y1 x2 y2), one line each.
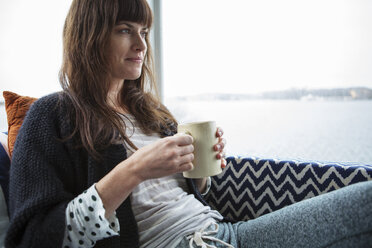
132 33 147 52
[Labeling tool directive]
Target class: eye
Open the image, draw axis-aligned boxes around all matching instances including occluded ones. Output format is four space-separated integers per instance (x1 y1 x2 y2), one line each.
140 31 148 38
119 28 130 34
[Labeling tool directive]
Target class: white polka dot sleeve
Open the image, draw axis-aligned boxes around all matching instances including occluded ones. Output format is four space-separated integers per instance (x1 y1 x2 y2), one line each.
62 184 120 248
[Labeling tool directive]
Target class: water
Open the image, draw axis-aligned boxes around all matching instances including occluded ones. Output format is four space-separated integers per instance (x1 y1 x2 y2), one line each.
165 99 372 165
1 100 372 164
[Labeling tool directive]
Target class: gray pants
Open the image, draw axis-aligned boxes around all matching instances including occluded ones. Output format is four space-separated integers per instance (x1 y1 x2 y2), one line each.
178 181 372 248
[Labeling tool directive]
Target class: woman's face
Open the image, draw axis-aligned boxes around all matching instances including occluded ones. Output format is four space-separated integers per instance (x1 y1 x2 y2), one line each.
107 21 148 82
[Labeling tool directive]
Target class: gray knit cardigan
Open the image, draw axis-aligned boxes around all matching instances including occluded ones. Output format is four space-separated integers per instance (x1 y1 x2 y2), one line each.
5 92 208 248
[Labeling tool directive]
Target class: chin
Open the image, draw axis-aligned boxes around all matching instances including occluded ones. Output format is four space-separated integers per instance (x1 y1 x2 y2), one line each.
124 69 142 80
126 74 142 80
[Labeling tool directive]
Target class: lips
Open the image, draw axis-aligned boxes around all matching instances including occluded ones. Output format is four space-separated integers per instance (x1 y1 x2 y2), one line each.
126 57 143 63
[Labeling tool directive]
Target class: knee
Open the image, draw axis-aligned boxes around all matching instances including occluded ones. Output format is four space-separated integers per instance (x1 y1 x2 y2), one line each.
347 181 372 202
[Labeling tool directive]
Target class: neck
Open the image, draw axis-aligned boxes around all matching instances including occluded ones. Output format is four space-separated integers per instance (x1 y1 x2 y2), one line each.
108 79 128 114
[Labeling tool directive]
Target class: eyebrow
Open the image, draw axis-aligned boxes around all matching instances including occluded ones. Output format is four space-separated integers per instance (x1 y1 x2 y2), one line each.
117 21 148 30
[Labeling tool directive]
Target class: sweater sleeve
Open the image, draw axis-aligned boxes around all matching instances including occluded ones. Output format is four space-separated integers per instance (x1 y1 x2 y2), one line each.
5 94 80 247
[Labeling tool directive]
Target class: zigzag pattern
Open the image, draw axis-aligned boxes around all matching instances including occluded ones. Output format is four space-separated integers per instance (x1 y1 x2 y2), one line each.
205 156 372 222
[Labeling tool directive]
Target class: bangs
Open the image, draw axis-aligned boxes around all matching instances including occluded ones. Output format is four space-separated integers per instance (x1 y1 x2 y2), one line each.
116 0 153 27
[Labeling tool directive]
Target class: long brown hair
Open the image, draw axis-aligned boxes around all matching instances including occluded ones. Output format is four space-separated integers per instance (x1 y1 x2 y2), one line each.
59 0 177 159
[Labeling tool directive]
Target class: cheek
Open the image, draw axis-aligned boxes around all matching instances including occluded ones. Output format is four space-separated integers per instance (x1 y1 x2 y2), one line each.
106 47 117 66
108 39 126 60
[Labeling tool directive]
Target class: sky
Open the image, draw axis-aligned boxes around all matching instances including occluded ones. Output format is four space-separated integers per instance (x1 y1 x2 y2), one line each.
162 0 372 96
0 0 371 100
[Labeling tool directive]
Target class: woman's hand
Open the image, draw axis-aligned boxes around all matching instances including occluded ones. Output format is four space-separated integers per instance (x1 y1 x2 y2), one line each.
128 134 195 181
214 127 227 169
195 127 227 193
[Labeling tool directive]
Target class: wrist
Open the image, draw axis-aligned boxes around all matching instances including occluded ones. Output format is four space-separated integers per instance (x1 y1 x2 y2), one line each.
95 158 143 217
125 154 146 184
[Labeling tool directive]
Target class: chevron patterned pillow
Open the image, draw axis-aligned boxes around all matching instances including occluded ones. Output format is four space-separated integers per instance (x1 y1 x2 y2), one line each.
205 156 372 222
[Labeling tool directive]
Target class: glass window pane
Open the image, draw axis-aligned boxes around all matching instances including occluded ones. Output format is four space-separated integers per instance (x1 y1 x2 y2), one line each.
162 0 372 164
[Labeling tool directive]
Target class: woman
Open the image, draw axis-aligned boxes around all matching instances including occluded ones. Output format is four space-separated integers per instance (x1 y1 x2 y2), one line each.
6 0 226 247
5 0 372 247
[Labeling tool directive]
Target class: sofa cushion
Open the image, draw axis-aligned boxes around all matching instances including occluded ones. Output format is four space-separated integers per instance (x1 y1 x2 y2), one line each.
0 142 10 207
3 91 37 158
0 135 10 247
0 186 9 247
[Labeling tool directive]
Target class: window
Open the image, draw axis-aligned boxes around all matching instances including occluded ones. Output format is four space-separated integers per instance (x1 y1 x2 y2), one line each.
0 1 71 132
161 0 372 163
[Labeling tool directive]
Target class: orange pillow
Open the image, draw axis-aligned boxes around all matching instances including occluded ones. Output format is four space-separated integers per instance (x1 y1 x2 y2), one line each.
3 91 37 158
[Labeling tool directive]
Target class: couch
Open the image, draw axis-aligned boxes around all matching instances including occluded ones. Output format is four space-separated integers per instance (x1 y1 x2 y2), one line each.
1 91 372 246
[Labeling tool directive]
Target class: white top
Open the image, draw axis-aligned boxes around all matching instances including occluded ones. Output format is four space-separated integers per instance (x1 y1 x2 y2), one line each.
122 114 223 248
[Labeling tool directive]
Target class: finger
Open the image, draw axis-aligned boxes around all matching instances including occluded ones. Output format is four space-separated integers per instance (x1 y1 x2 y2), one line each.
178 144 194 156
178 152 194 165
221 138 226 148
221 158 227 169
216 150 226 159
173 133 194 146
178 162 194 173
214 138 226 151
216 127 224 137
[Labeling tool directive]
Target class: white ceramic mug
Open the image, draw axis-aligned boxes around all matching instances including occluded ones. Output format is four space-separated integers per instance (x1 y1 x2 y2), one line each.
177 121 222 178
